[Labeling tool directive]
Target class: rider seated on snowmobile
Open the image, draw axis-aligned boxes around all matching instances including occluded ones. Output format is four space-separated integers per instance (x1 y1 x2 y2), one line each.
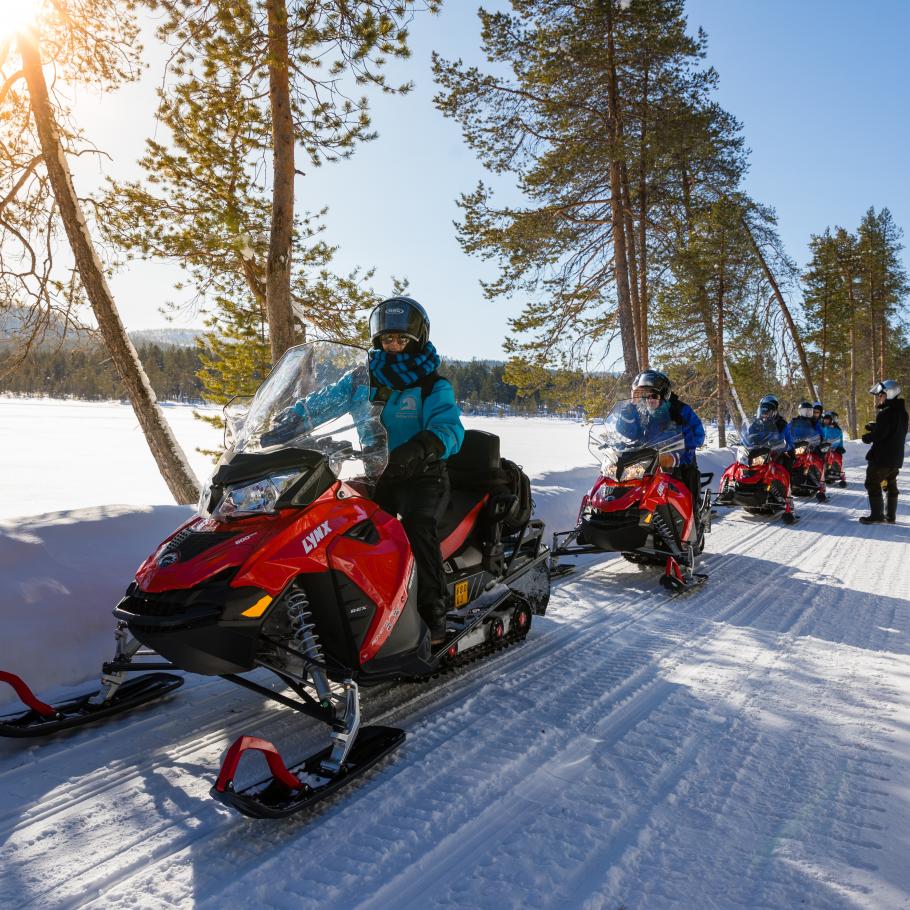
622 370 706 517
821 411 845 452
271 296 464 646
788 400 828 501
755 393 793 464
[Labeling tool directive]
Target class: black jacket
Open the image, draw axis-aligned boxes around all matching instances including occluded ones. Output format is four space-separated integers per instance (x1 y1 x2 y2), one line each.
862 397 909 469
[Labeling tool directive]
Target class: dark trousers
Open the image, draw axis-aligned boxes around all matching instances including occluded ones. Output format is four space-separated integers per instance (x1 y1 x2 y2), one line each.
674 459 702 516
864 464 899 519
375 465 450 627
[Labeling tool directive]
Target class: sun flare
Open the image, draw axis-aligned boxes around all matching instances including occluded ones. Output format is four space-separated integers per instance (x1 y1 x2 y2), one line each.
0 0 43 41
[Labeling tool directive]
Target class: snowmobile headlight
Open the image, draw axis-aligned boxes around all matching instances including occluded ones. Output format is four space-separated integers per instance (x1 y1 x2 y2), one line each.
212 471 300 520
600 452 620 481
750 454 767 467
795 444 808 455
619 460 648 482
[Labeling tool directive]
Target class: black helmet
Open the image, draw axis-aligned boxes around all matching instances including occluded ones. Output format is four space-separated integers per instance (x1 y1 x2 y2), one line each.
821 410 834 422
631 369 671 400
758 394 779 418
369 296 430 349
797 401 814 418
813 401 823 411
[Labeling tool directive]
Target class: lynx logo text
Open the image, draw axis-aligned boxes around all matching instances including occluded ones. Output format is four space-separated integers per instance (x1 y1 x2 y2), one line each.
303 521 332 554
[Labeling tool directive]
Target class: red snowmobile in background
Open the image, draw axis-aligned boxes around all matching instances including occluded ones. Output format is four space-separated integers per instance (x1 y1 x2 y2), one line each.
717 419 797 524
789 425 829 502
0 342 550 819
551 400 712 591
824 447 847 488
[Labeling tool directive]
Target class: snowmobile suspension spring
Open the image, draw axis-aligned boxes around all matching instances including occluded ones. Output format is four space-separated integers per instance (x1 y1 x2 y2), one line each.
286 589 332 707
286 590 324 664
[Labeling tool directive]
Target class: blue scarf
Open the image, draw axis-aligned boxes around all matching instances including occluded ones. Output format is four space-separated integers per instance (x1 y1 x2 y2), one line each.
369 341 441 391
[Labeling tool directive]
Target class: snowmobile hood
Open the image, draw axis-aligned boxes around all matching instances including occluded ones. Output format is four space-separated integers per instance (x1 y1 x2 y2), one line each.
135 483 361 595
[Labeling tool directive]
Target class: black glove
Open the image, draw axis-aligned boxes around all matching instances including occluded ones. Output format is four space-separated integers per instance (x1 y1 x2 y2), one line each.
836 446 845 454
865 422 876 432
384 431 445 480
861 433 873 444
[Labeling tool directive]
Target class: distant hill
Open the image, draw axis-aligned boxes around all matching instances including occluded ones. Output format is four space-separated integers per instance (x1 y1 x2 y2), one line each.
129 328 201 348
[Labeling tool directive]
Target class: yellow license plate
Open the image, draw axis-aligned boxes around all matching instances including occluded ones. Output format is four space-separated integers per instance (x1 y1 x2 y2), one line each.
454 579 469 608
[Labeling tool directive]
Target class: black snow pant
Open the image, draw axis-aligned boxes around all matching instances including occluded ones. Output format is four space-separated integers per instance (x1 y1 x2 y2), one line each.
674 459 702 520
375 464 450 631
864 464 900 521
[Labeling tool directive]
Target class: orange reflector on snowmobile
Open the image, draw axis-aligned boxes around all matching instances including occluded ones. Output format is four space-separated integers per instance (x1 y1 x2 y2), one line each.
241 595 273 618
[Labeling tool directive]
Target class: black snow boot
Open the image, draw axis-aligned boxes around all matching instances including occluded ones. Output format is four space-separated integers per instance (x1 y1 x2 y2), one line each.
860 485 886 525
886 492 898 524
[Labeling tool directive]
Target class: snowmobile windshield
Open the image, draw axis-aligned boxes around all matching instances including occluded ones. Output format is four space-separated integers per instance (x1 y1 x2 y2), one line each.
739 419 786 452
589 399 684 478
790 420 821 448
223 341 388 483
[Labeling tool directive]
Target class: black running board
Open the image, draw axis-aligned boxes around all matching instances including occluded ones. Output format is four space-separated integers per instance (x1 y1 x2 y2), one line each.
211 725 405 819
0 672 184 738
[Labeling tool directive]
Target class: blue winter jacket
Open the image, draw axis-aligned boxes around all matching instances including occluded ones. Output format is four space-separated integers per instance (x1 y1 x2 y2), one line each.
615 396 705 466
787 416 822 450
292 365 464 459
821 424 844 449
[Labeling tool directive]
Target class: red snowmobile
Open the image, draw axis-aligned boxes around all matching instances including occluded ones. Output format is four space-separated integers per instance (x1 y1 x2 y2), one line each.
0 342 550 818
550 400 712 591
789 425 829 502
717 419 798 524
824 447 847 488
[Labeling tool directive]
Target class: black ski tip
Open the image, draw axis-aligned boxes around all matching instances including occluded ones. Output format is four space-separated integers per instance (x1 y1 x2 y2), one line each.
549 563 575 579
0 673 184 738
211 725 406 819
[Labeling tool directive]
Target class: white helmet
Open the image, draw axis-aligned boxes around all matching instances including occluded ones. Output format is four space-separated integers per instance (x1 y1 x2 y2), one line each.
869 379 901 400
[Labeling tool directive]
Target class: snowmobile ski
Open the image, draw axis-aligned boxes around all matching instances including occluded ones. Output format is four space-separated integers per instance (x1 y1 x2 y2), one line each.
0 671 184 738
211 725 405 819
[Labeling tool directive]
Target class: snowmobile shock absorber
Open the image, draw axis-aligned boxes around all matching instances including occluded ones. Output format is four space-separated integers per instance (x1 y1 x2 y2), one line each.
320 678 362 775
286 589 332 708
89 622 143 706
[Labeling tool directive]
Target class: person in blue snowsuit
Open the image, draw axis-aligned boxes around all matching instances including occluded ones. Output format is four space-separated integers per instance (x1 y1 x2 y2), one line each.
273 296 464 645
820 411 844 451
618 370 706 514
787 401 823 448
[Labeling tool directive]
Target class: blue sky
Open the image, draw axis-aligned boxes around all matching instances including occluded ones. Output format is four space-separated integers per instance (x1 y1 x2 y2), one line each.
89 1 910 361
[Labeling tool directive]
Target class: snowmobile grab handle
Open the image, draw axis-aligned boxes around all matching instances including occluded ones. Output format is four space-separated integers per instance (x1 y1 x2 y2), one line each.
0 671 58 718
214 735 304 794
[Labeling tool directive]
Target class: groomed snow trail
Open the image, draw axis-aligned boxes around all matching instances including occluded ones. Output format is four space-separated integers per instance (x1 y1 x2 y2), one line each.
1 474 908 909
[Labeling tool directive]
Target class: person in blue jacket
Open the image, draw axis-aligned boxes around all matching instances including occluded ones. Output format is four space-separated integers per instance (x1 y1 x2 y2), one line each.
273 296 464 646
820 411 844 451
622 370 706 515
788 400 827 502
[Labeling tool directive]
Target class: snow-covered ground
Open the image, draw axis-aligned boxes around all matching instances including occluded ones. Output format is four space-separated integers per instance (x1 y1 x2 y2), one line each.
1 397 908 910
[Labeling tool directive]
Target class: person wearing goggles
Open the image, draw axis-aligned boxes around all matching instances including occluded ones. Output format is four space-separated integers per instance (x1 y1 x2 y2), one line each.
859 380 908 524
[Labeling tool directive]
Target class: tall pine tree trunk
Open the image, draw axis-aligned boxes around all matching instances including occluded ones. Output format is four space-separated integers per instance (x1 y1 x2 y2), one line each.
266 0 297 363
20 28 200 504
716 234 727 448
620 161 644 367
848 297 858 438
603 0 638 378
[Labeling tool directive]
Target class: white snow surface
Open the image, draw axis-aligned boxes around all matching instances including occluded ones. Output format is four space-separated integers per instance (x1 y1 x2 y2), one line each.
1 398 909 909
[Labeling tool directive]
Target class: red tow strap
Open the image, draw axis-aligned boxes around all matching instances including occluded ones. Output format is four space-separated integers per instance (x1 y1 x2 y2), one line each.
214 735 304 793
0 671 57 718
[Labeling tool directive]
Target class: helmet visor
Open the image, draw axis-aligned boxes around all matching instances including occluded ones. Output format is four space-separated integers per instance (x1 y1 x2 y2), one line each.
370 302 423 343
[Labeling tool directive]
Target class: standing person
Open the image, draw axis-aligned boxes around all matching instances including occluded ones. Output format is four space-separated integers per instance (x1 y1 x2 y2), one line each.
859 380 908 524
628 370 706 518
272 296 464 644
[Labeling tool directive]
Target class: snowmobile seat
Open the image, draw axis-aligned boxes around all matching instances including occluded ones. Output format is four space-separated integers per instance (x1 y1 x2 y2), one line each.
446 429 532 531
439 489 490 560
